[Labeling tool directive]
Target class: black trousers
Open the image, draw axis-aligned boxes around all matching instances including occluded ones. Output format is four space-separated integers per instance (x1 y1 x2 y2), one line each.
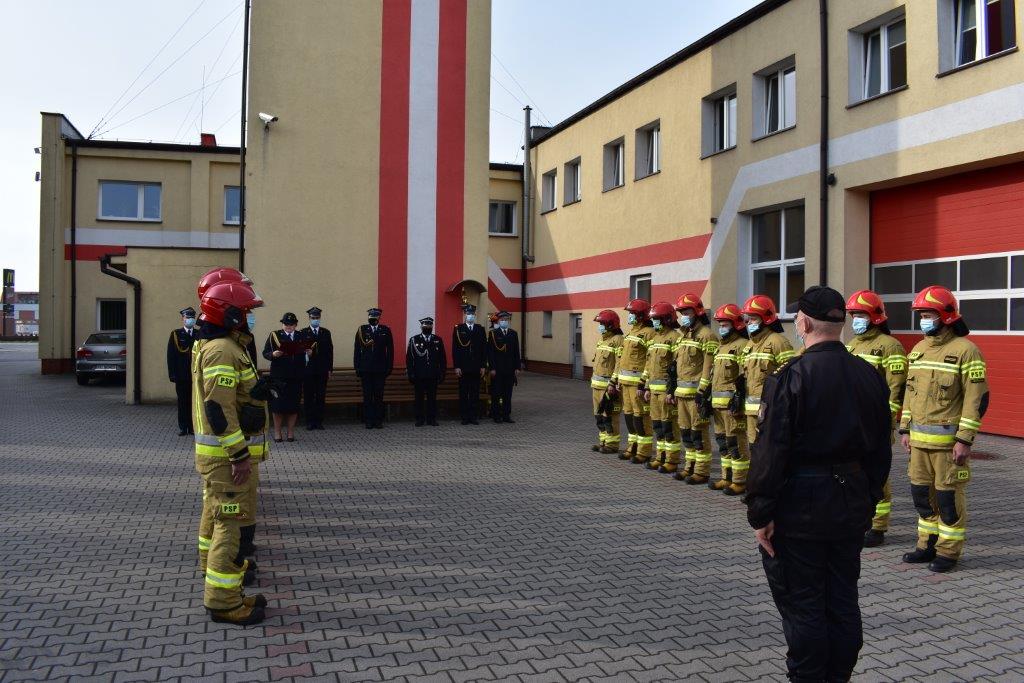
413 379 438 423
492 371 515 419
174 380 192 432
303 372 328 426
761 535 863 682
360 372 387 425
458 371 480 421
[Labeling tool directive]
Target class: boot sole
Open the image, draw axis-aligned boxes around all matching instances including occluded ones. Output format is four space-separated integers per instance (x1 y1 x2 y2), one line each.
209 607 266 626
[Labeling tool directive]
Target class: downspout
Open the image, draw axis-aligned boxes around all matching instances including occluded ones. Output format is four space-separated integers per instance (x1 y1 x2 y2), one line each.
69 142 78 367
819 0 830 286
520 107 532 364
100 254 142 405
238 0 251 271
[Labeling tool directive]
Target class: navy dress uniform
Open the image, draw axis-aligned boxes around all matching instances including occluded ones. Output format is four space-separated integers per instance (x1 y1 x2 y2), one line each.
301 307 333 430
451 304 487 424
262 313 307 418
487 311 522 423
167 306 198 435
353 307 394 429
745 287 893 682
406 317 447 426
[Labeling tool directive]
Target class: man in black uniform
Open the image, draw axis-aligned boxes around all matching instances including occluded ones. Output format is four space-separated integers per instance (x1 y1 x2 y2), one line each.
487 311 522 423
353 307 393 429
406 316 446 426
301 306 333 430
451 304 487 425
745 286 892 683
167 306 198 435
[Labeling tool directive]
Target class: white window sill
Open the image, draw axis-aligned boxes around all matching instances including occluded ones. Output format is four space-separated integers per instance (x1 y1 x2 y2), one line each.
488 231 518 238
701 145 736 160
540 207 557 216
634 170 661 182
602 183 625 194
847 84 909 109
563 198 582 207
223 221 241 227
752 124 796 143
97 216 162 223
937 46 1018 79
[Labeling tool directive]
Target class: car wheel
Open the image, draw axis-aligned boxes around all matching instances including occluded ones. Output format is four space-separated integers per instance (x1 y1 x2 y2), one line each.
76 373 90 386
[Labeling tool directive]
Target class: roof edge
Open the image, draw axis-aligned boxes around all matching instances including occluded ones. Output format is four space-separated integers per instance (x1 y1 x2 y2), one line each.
66 138 240 155
490 162 524 172
530 0 790 147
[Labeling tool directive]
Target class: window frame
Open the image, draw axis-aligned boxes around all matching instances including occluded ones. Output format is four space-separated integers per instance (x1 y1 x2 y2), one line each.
762 66 796 136
97 181 162 222
635 121 661 180
863 18 907 100
953 0 1017 67
871 250 1024 334
224 185 241 225
541 169 557 214
542 311 554 338
746 205 806 320
488 200 518 237
630 273 652 303
715 93 738 152
563 157 582 205
603 138 626 191
96 298 128 332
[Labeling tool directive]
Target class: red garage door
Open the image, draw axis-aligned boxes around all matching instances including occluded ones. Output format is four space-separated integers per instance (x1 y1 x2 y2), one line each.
871 162 1024 438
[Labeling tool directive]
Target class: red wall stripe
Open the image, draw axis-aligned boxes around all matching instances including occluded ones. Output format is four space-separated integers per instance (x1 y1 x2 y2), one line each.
378 0 412 334
505 233 711 284
434 0 467 337
500 279 709 314
64 245 127 261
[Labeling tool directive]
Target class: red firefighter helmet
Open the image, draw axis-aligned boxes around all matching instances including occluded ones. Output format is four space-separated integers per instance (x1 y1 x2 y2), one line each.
649 301 676 321
197 267 252 299
594 309 620 328
625 298 650 319
200 281 264 328
912 285 961 325
845 289 888 325
713 303 745 329
742 294 779 325
674 293 705 316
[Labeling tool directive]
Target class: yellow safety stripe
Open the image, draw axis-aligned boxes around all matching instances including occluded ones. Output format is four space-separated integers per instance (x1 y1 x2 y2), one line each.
664 443 683 452
938 523 966 541
624 335 649 346
714 354 741 363
909 360 960 374
855 353 883 366
203 364 239 378
627 434 638 443
219 430 245 449
596 344 618 353
694 451 713 463
698 378 711 389
888 401 902 413
909 430 957 446
746 352 775 361
239 368 257 381
918 519 939 534
731 460 750 471
674 339 702 351
648 343 673 351
883 354 908 367
674 387 699 397
776 350 796 363
205 567 244 589
648 381 669 391
958 417 981 430
198 536 212 551
591 379 611 389
637 436 654 445
711 398 731 408
195 444 230 457
874 502 892 515
720 457 734 467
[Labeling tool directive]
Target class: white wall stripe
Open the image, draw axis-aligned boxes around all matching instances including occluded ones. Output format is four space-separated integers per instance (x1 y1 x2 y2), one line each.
489 81 1024 302
405 0 440 341
65 227 239 250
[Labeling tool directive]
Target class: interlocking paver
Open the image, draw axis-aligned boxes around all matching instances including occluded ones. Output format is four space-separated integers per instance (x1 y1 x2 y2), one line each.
2 340 1024 682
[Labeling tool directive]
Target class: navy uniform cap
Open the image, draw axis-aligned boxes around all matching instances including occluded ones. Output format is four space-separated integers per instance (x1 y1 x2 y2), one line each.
367 307 382 317
419 316 434 325
497 310 511 319
307 306 322 317
462 304 477 314
280 312 299 325
180 306 197 317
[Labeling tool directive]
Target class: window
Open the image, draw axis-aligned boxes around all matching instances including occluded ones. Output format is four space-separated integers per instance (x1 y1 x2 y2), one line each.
865 19 907 99
871 252 1024 332
542 311 553 338
541 170 557 213
944 0 1016 69
635 121 660 179
97 299 127 331
603 138 625 191
488 201 516 236
98 181 161 221
752 57 796 137
702 86 737 157
563 158 581 205
224 186 241 225
630 274 652 303
748 206 805 314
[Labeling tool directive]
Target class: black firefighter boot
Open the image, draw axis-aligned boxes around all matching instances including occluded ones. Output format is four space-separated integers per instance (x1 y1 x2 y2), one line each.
903 534 938 564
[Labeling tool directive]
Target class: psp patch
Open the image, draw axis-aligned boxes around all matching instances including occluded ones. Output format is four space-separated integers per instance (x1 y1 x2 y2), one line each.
956 469 970 481
968 368 985 382
216 375 237 388
220 502 240 515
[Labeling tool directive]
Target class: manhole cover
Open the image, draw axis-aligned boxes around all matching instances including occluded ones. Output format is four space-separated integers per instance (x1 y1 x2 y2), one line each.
971 451 1000 461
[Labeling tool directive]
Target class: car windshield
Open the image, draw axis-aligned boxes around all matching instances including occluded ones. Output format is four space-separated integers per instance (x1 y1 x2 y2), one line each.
85 333 126 345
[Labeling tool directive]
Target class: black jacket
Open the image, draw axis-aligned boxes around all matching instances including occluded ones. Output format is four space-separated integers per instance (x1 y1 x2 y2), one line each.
406 333 447 382
166 327 196 383
451 323 487 372
263 330 308 379
301 326 333 375
487 328 521 373
745 340 892 540
353 324 394 375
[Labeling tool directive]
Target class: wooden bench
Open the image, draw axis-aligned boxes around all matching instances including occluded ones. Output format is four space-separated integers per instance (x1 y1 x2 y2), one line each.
323 369 482 405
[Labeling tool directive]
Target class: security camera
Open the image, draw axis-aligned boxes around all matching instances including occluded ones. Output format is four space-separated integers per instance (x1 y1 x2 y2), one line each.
259 112 278 127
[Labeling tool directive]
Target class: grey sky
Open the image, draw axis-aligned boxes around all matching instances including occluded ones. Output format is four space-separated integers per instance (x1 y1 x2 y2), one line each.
1 0 760 290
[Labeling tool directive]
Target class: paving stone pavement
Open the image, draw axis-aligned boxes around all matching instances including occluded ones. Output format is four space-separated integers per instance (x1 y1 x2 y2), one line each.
1 340 1023 682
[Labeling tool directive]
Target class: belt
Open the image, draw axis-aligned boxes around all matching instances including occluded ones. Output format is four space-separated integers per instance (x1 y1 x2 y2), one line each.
789 462 862 477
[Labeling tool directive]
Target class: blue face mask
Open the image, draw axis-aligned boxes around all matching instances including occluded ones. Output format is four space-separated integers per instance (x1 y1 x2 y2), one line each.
465 314 476 325
183 317 196 329
598 324 607 335
718 325 731 339
652 319 663 330
920 318 938 335
245 312 256 331
499 320 509 330
680 315 694 328
627 313 638 326
309 319 320 329
747 321 761 335
851 318 869 335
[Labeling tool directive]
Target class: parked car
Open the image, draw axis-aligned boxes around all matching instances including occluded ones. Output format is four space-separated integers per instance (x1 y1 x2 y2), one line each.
76 331 127 385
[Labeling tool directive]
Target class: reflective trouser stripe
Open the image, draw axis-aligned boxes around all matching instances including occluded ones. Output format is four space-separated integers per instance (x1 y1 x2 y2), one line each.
205 567 244 589
918 519 939 535
731 460 750 471
637 436 654 445
627 434 638 443
198 535 211 551
664 442 682 452
744 397 761 415
694 451 712 463
938 523 965 541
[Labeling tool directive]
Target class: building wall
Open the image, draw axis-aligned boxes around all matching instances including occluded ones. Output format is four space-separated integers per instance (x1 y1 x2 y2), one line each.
492 0 1024 413
245 0 491 350
484 166 523 316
